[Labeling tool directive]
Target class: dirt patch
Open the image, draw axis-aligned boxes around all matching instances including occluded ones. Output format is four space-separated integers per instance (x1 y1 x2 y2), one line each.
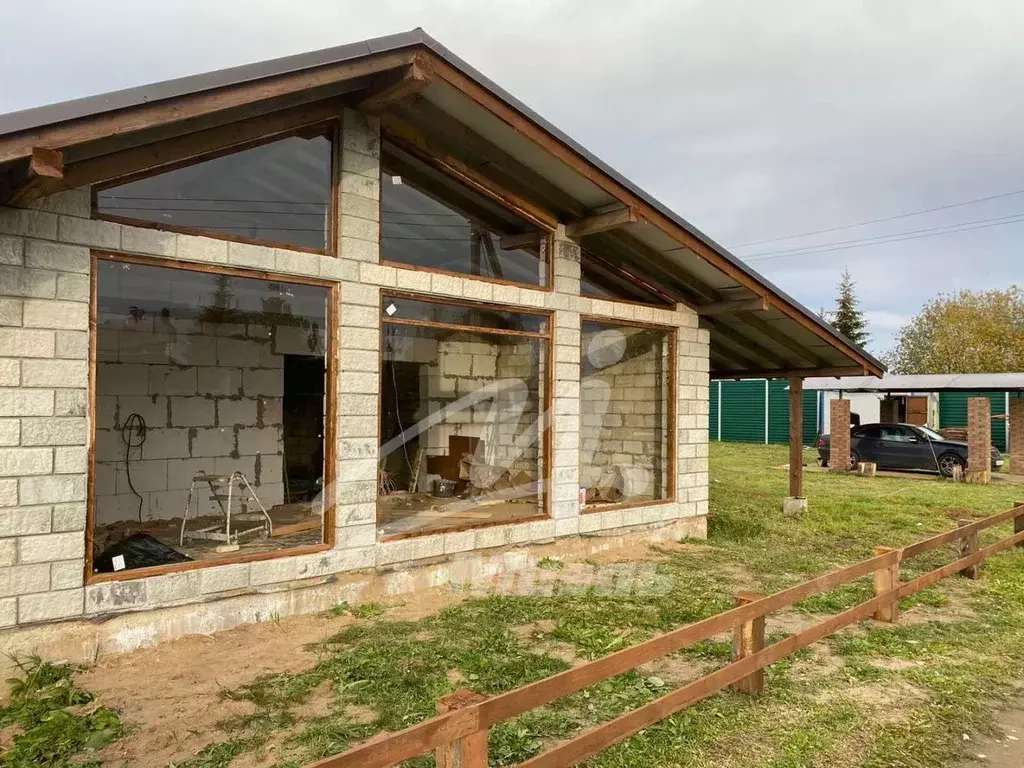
769 609 823 635
817 680 930 725
80 588 466 768
638 654 707 686
960 701 1024 768
514 620 584 666
291 679 335 720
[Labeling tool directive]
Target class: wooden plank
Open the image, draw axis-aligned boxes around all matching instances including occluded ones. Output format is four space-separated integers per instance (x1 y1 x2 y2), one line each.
499 232 542 251
731 592 765 694
270 519 321 538
435 689 488 768
789 376 803 499
696 297 769 315
734 311 831 368
315 550 898 768
704 319 792 369
710 366 869 380
872 547 901 623
4 148 65 206
518 527 1024 768
357 60 432 116
5 99 347 206
902 502 1024 559
29 147 64 178
564 206 638 239
957 520 981 579
0 50 415 165
1017 501 1024 548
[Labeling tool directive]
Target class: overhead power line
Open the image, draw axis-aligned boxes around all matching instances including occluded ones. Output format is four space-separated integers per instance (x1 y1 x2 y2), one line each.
742 212 1024 263
730 187 1024 249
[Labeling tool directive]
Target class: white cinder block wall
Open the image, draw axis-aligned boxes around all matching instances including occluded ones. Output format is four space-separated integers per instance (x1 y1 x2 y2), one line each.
0 108 709 631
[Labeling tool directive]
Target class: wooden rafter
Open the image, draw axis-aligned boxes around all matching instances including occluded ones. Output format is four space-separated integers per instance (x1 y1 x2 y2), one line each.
2 100 348 206
356 59 432 115
696 297 769 315
735 311 832 369
565 206 638 239
710 366 870 380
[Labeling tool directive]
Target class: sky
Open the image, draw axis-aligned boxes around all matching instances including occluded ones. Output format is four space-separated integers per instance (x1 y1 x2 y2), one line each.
2 0 1022 356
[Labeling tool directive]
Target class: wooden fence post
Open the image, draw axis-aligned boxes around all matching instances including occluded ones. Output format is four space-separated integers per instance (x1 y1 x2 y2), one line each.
872 547 901 623
1015 502 1024 548
957 521 980 579
435 689 488 768
731 592 765 694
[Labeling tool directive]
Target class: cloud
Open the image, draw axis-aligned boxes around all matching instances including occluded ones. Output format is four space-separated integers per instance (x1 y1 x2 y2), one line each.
2 0 1021 358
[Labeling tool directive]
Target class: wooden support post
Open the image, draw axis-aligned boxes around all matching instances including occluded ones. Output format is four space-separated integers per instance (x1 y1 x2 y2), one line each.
789 377 804 500
957 520 981 579
731 592 766 694
435 689 488 768
872 547 901 623
1015 502 1024 548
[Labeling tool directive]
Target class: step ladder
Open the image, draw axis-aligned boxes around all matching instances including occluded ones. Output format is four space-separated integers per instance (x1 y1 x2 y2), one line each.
180 470 273 547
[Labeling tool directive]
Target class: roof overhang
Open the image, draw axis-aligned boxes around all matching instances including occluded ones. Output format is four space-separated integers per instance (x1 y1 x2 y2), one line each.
0 28 883 379
804 373 1024 393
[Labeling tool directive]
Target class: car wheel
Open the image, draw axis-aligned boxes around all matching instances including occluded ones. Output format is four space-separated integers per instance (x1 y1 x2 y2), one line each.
850 450 860 470
938 452 964 478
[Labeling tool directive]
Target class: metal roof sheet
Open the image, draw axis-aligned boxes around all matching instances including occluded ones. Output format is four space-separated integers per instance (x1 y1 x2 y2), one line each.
804 373 1024 392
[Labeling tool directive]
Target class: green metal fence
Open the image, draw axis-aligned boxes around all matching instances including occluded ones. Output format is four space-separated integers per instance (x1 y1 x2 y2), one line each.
708 380 821 446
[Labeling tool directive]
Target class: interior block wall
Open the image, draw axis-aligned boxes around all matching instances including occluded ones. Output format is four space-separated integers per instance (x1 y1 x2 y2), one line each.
0 108 710 632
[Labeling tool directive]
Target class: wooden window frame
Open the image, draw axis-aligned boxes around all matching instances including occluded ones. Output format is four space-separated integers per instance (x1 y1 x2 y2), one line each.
92 119 341 257
578 315 678 515
85 251 339 585
378 143 555 292
378 290 553 542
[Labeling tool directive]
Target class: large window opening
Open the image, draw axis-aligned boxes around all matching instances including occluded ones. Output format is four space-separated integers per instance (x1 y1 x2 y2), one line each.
378 295 550 537
91 255 334 577
95 126 335 253
380 141 548 287
580 320 673 509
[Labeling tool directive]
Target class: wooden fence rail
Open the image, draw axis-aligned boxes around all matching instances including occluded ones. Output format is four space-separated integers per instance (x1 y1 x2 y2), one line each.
309 502 1024 768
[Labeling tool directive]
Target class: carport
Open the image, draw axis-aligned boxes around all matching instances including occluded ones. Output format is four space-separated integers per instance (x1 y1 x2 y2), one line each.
804 373 1024 481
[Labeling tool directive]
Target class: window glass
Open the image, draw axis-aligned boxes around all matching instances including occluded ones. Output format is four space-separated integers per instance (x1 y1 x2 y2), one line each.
381 295 548 334
92 258 331 576
96 131 333 252
855 425 881 439
580 252 674 306
580 320 672 509
880 426 913 442
378 303 549 537
380 167 546 286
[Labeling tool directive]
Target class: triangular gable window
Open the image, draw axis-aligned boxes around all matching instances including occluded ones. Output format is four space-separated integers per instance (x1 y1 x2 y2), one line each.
95 127 334 253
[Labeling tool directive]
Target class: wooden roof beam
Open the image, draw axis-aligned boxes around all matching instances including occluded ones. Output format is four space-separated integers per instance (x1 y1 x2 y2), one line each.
735 311 832 369
2 100 348 207
356 59 432 116
4 147 64 206
696 297 769 315
711 366 871 380
706 319 792 369
566 206 639 239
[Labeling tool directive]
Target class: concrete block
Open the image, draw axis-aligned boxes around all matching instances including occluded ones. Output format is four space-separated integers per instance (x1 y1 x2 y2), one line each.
18 530 85 562
22 359 87 388
18 588 83 623
242 369 283 396
358 263 395 286
783 497 808 518
149 365 198 396
217 398 258 427
169 396 215 427
0 266 56 299
0 478 16 506
197 366 242 397
249 556 298 586
177 234 228 264
0 327 54 358
54 389 86 417
58 215 119 248
275 249 321 276
0 359 18 387
85 580 147 613
50 560 83 590
0 506 52 536
0 539 14 567
0 416 25 443
23 240 89 273
189 427 236 458
0 448 53 476
20 417 87 446
0 235 22 265
121 225 177 256
0 563 51 597
0 297 21 326
318 256 359 282
19 474 86 505
51 502 86 532
21 299 87 330
97 363 149 395
55 330 88 359
146 571 200 604
199 563 251 594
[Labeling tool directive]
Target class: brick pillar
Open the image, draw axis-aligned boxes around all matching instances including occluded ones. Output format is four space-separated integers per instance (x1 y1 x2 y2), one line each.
967 397 991 483
829 398 851 472
879 397 898 424
1010 398 1024 476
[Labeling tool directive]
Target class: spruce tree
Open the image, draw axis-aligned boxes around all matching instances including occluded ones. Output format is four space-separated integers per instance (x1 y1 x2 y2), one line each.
832 268 869 347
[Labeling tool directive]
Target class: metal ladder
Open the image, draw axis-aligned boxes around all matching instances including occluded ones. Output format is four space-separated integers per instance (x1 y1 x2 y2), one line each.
180 470 273 547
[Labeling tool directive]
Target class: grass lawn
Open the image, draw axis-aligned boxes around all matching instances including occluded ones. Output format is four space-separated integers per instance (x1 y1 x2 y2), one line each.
5 442 1024 767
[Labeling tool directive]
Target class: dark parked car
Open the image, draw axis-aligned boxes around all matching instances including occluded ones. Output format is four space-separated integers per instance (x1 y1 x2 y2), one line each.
817 423 1003 477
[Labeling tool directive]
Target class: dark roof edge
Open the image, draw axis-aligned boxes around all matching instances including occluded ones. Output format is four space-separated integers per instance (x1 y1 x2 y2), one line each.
0 27 882 373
